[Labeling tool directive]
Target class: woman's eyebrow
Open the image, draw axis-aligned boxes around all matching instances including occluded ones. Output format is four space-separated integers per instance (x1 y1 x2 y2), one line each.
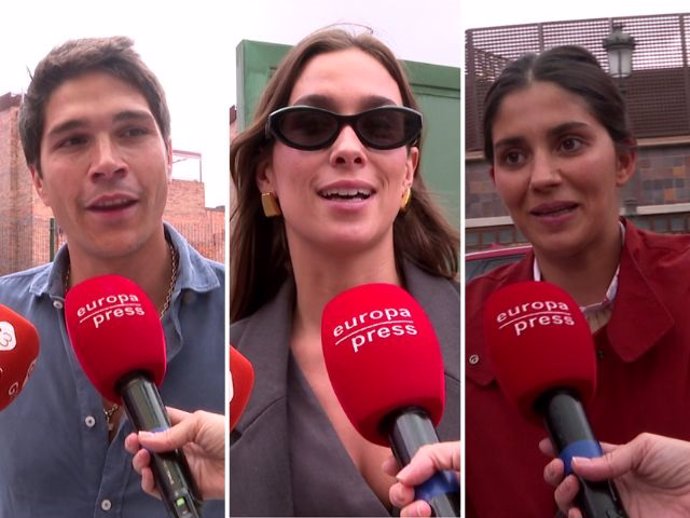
290 94 398 111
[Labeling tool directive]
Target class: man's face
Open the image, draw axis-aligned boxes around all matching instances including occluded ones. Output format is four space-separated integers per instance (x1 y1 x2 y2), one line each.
31 71 172 264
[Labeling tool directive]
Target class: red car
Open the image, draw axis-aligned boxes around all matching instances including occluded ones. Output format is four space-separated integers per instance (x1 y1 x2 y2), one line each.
465 244 532 282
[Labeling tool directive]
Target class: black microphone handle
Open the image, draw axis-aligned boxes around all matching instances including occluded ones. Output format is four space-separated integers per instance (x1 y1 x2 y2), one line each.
118 374 203 518
540 390 627 518
387 408 460 517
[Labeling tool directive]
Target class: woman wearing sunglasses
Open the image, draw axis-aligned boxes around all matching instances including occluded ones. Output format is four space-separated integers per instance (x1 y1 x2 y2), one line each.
229 28 459 516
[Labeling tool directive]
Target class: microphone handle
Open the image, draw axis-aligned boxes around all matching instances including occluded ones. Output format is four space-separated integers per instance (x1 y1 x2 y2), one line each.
541 390 628 518
119 374 203 518
388 408 460 517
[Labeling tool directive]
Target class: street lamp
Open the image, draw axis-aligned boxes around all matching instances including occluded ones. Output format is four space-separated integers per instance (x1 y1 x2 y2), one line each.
603 23 637 214
603 23 636 79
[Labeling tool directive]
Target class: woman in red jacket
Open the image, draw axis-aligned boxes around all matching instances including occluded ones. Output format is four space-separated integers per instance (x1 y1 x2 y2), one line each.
466 45 690 518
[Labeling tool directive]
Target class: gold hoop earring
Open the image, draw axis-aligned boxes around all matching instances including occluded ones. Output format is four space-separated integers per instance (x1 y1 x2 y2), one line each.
261 192 282 218
400 188 412 212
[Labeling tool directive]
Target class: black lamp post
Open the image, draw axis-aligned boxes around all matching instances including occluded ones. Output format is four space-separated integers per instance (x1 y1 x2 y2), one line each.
603 23 636 83
603 23 637 216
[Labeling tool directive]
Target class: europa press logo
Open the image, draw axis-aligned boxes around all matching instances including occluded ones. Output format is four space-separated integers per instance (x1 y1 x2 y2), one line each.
330 306 419 353
77 293 146 329
496 299 576 337
0 321 17 351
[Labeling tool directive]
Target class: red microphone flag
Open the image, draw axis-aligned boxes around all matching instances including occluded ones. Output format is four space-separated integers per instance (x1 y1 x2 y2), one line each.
64 275 166 404
229 346 254 431
0 305 40 410
483 280 597 421
321 283 445 446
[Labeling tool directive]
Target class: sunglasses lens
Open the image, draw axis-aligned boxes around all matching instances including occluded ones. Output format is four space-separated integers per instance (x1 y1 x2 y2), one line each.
269 107 421 150
276 109 338 149
357 109 420 149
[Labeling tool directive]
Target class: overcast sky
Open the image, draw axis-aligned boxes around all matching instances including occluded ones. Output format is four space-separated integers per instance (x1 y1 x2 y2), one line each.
1 1 688 207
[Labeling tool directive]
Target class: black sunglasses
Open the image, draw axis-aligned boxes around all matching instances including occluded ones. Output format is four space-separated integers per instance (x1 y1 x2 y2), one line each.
265 105 423 151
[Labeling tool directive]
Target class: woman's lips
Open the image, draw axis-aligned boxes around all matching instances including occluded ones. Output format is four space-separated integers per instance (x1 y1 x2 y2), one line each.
530 201 579 217
318 187 373 201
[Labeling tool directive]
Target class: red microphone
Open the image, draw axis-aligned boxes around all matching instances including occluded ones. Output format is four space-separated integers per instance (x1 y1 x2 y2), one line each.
64 275 202 518
229 346 254 431
484 281 627 518
0 305 40 410
321 283 459 516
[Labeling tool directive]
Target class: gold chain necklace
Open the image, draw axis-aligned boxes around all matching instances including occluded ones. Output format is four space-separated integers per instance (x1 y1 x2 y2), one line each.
159 238 179 319
63 238 179 432
104 404 120 431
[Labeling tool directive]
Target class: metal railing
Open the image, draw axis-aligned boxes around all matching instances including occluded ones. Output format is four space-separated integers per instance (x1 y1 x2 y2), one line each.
466 13 690 152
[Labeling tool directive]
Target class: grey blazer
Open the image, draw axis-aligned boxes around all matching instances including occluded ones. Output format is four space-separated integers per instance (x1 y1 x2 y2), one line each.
229 263 460 517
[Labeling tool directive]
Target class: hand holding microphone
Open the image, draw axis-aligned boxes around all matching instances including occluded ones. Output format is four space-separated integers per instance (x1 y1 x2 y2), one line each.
384 441 460 517
65 275 202 518
125 407 225 500
0 305 39 410
124 345 254 502
484 281 627 518
321 283 459 517
540 433 690 518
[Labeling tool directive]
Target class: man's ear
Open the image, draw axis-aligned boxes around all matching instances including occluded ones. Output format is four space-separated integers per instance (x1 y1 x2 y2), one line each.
30 166 50 206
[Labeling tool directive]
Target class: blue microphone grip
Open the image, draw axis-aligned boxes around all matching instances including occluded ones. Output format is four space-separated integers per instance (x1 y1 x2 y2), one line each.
387 408 460 517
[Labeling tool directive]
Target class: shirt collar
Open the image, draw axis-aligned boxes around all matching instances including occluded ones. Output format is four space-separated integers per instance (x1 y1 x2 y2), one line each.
28 222 221 300
532 221 625 317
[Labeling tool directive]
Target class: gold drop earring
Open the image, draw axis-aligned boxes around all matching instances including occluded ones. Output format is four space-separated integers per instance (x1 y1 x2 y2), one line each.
261 192 282 217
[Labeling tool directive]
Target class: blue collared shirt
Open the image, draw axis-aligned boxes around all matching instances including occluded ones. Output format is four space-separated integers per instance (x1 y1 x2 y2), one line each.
0 223 225 517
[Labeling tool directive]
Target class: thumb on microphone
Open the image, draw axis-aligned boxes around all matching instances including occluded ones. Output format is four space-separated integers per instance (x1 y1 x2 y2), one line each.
136 407 192 448
384 441 460 517
540 437 627 484
395 442 461 484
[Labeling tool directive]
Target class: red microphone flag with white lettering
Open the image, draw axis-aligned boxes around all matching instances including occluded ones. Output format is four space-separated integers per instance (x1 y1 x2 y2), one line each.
483 280 597 421
321 283 445 446
64 275 165 404
0 305 40 410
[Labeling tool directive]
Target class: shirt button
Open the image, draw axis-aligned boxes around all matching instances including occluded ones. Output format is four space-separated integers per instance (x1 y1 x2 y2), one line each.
100 499 112 511
53 300 64 309
469 354 480 365
84 415 96 428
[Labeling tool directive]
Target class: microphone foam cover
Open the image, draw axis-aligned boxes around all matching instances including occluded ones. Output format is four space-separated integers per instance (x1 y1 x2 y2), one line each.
229 346 254 431
483 280 597 421
0 305 40 410
64 275 166 404
321 283 445 446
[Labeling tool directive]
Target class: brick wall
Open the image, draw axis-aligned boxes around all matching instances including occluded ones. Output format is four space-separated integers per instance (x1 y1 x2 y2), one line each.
629 146 690 205
0 101 15 271
165 179 225 264
0 98 39 274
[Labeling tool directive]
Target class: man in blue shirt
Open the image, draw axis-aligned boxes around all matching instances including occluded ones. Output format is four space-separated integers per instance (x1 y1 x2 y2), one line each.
0 36 224 517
